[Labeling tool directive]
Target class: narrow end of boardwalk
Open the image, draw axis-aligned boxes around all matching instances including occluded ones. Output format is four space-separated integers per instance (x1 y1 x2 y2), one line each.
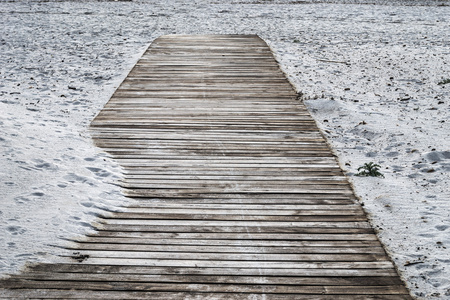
0 35 412 299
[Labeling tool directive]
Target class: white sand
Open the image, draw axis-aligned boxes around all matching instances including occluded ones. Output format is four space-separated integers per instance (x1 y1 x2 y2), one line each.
0 0 449 298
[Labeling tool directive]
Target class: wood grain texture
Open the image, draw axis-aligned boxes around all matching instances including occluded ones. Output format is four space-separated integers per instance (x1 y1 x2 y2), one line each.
0 35 411 298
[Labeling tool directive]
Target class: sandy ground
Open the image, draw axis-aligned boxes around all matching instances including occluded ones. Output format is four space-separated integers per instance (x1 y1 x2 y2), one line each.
0 0 449 298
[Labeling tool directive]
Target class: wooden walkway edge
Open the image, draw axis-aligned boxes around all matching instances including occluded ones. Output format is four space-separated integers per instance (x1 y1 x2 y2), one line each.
0 35 411 299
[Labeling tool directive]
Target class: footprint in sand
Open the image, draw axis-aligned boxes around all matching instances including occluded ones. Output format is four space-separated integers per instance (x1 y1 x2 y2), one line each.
6 225 26 236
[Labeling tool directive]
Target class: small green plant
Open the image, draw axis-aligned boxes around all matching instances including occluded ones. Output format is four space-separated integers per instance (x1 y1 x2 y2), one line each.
438 78 450 85
355 162 384 178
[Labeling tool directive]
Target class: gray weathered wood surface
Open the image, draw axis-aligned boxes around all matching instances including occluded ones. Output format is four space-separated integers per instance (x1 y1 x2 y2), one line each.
0 35 411 299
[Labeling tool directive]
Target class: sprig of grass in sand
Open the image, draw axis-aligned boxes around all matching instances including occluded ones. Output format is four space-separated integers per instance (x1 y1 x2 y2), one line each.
438 78 450 85
355 162 384 178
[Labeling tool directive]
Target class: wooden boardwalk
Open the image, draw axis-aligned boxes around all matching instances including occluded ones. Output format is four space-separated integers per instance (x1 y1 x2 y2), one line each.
0 35 411 299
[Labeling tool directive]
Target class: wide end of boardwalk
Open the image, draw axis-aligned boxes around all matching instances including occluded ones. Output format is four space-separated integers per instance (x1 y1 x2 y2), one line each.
0 35 411 299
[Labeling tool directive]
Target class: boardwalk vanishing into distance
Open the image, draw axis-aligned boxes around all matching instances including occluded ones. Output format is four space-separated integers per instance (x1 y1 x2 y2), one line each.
0 35 411 299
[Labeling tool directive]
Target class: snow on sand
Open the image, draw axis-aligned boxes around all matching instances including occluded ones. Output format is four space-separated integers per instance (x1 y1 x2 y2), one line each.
1 0 449 298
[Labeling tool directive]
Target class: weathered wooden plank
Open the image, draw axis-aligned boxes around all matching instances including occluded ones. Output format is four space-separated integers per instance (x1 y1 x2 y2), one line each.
112 91 297 98
69 237 380 248
67 243 386 255
25 263 399 278
104 152 335 158
94 141 330 148
0 290 412 299
95 219 372 228
121 176 347 183
102 202 362 209
116 163 339 169
92 118 314 123
119 177 349 184
119 83 293 90
117 203 361 209
89 232 379 241
106 152 336 158
55 258 395 269
118 79 292 84
120 170 345 178
103 152 334 158
59 250 387 262
96 113 313 118
92 125 317 131
93 225 374 235
119 181 350 188
114 157 337 163
90 133 325 141
95 215 367 223
90 132 323 140
101 108 310 113
0 280 409 295
120 197 356 205
123 189 355 198
102 208 362 215
9 273 401 286
122 192 353 199
98 213 364 221
92 122 316 127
